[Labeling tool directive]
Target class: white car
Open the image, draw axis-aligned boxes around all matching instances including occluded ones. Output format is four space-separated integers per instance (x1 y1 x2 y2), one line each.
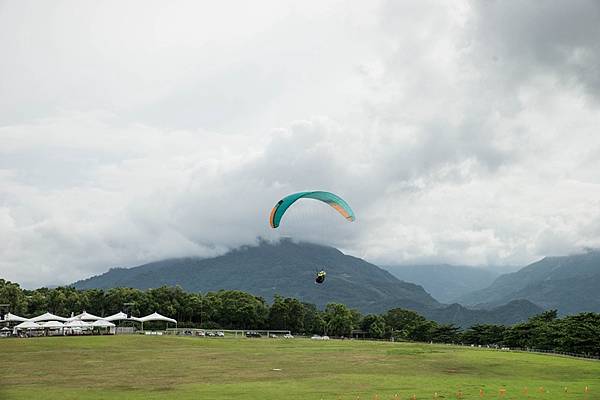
283 334 294 339
322 335 330 340
215 331 225 337
311 335 322 340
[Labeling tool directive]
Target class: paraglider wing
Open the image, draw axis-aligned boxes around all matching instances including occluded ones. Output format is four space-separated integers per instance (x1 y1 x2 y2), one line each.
269 191 355 228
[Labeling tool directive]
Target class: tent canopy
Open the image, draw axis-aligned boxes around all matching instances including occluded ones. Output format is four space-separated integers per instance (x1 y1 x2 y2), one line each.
1 312 28 322
139 312 177 324
30 312 68 322
73 311 102 321
92 319 115 328
104 311 141 322
42 321 64 328
15 321 42 329
65 320 91 328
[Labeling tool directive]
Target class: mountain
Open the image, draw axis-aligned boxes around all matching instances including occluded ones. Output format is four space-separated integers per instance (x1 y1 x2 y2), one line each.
423 300 543 327
456 250 600 314
384 264 501 303
74 240 440 314
73 240 543 326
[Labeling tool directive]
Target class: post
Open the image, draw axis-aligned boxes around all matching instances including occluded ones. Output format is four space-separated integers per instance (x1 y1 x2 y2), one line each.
123 302 136 332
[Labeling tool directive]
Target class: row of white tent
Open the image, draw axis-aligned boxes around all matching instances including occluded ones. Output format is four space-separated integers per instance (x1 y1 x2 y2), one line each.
2 311 177 331
12 319 117 330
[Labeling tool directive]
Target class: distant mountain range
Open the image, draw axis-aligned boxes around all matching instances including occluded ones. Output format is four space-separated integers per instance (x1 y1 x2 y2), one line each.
384 264 502 303
425 299 544 327
73 240 543 326
456 250 600 314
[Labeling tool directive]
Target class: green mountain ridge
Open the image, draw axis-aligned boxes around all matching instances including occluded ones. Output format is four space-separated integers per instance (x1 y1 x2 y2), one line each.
74 240 440 314
73 240 543 326
456 250 600 314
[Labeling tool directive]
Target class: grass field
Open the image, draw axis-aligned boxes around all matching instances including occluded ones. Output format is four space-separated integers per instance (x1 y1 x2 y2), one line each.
1 335 598 400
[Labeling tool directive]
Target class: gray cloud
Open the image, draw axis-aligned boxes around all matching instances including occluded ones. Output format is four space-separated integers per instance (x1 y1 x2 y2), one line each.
1 1 600 288
468 0 600 97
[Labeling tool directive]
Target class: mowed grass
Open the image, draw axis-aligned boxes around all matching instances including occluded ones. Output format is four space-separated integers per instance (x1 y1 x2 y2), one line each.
0 336 599 399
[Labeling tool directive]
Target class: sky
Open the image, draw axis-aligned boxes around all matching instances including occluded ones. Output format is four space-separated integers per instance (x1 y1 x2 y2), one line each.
2 1 600 288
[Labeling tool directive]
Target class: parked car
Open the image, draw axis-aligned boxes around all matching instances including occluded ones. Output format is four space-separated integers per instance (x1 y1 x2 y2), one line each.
311 335 322 340
215 331 225 337
269 334 277 338
196 330 205 337
322 335 330 340
246 331 262 338
206 331 215 337
283 333 294 339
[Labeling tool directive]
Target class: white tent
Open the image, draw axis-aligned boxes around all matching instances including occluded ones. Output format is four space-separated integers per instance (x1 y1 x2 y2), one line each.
65 319 91 328
104 311 141 322
41 321 64 329
139 312 177 324
91 319 116 335
72 311 102 321
15 321 42 330
139 312 177 330
1 312 28 322
92 319 115 328
30 312 68 322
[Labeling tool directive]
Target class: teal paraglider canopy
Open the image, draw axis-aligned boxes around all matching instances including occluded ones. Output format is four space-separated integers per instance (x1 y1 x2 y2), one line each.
269 191 355 228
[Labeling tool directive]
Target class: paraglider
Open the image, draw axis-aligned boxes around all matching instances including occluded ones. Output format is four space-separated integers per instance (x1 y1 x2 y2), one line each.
269 191 355 285
269 191 355 229
315 270 326 284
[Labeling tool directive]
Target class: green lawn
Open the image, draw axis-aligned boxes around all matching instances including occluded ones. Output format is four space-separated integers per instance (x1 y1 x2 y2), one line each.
0 336 598 399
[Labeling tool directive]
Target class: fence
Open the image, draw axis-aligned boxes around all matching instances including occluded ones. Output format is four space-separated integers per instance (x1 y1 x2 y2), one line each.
164 328 291 338
345 336 600 361
445 342 600 361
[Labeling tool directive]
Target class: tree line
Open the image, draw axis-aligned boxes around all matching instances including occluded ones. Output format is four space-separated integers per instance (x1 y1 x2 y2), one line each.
1 279 599 355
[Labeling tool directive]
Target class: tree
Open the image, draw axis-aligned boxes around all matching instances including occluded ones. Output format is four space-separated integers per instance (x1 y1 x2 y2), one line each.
104 287 147 316
367 315 386 339
384 308 435 341
503 310 561 350
268 295 288 329
47 288 68 315
430 324 460 343
83 289 107 317
360 314 380 331
25 288 49 316
268 295 307 333
0 279 28 315
324 303 355 337
283 297 306 333
462 324 506 346
530 309 558 323
556 313 600 355
213 290 268 329
302 302 325 334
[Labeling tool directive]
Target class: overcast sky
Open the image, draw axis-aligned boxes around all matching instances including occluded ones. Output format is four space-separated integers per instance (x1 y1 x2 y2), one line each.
2 1 600 288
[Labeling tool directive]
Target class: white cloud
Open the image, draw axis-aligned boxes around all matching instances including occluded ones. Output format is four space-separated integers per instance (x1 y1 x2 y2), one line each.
1 1 600 288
